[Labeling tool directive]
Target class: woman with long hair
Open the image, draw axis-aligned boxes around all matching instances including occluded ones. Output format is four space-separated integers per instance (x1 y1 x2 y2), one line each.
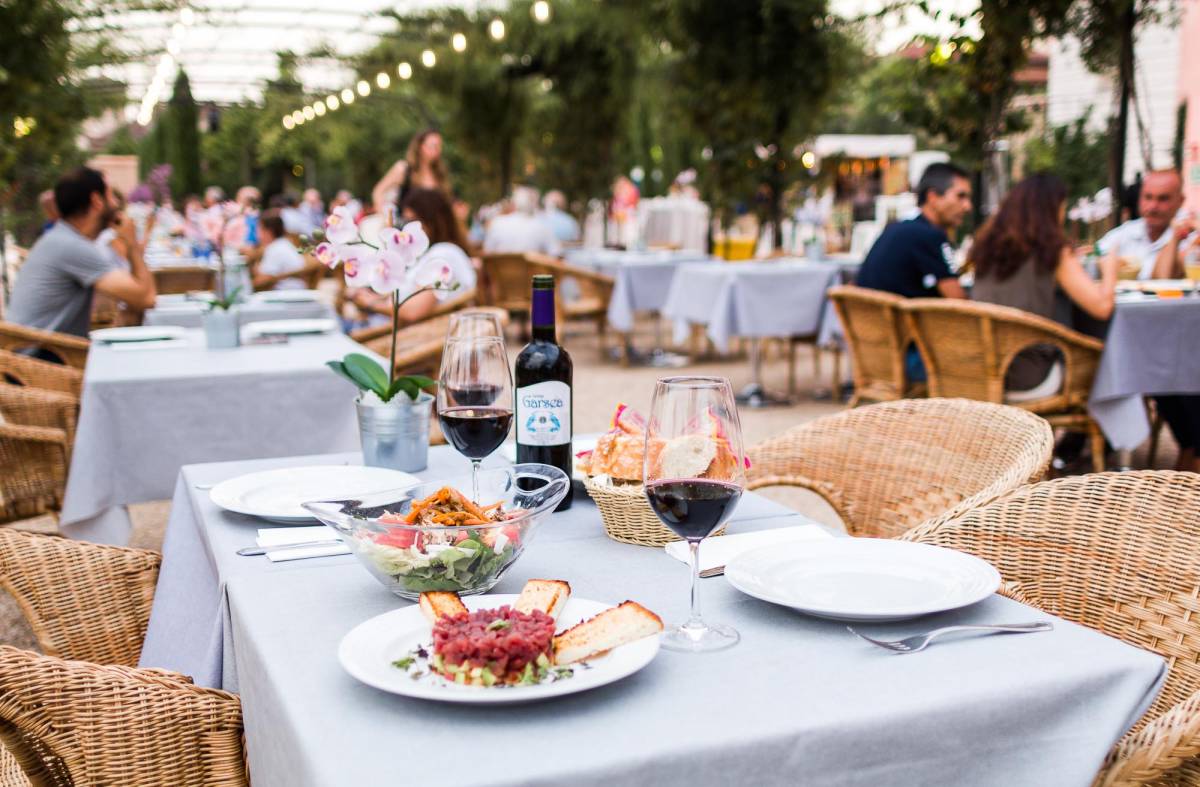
969 172 1117 400
349 188 477 325
371 129 450 214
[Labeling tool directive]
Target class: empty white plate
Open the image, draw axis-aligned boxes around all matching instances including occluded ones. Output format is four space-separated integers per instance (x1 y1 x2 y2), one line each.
339 594 660 704
242 318 338 337
252 289 323 303
90 325 187 343
209 465 418 523
725 538 1000 622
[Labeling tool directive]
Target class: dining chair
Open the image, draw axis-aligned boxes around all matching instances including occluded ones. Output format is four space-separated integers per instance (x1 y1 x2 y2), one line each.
0 529 160 666
0 384 79 452
479 253 535 320
747 398 1053 538
0 423 68 527
0 324 89 369
0 350 82 399
153 266 218 295
901 471 1200 787
901 298 1107 471
828 285 920 406
0 646 247 787
525 255 615 356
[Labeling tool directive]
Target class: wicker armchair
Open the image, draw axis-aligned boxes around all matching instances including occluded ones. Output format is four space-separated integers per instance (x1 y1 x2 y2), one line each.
0 385 78 448
0 324 88 369
253 254 326 292
0 646 246 786
526 255 615 353
747 398 1053 538
479 253 535 318
901 471 1200 786
0 424 68 526
901 298 1107 471
829 285 919 406
0 351 82 398
0 530 160 666
153 266 216 295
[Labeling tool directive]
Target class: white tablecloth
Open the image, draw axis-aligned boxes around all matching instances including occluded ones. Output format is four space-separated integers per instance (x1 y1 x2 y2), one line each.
638 196 711 253
661 260 840 352
141 446 1165 787
60 330 372 544
565 249 716 332
143 300 335 328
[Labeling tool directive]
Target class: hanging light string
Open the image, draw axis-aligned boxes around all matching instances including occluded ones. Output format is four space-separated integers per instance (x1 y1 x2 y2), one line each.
281 1 550 131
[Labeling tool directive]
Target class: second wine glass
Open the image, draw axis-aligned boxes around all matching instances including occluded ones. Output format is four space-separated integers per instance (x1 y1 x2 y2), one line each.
437 336 513 502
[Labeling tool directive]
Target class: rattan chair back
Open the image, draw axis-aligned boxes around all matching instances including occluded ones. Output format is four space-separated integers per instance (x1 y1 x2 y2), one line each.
902 471 1200 786
828 285 910 406
0 646 246 786
0 424 67 526
0 530 160 666
153 266 216 295
480 253 535 314
0 325 88 370
0 351 82 399
747 398 1053 538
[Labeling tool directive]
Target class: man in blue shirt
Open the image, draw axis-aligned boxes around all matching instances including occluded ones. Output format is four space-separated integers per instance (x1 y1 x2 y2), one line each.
856 162 972 379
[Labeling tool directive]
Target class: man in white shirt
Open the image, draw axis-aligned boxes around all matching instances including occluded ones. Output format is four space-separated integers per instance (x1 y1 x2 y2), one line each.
539 190 581 243
252 210 307 290
1097 169 1195 279
483 186 562 256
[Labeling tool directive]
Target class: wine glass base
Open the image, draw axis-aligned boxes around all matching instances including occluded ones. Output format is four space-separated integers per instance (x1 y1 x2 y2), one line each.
660 621 740 653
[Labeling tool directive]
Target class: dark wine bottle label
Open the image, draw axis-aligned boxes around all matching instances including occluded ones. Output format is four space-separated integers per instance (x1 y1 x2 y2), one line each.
516 381 571 446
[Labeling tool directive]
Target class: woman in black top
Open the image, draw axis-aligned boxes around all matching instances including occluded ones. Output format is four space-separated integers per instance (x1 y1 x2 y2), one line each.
370 129 450 215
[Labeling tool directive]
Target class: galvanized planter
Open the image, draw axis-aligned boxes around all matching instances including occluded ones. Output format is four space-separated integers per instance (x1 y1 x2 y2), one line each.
356 392 433 472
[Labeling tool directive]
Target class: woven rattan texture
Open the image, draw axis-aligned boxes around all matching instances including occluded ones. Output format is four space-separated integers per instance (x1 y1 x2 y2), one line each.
747 398 1053 539
0 325 88 370
0 353 82 399
902 471 1200 786
583 478 727 547
0 387 78 524
0 646 245 786
828 285 911 406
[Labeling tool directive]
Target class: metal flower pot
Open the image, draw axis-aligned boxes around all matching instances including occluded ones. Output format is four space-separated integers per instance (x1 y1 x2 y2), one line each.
203 307 240 349
356 392 433 472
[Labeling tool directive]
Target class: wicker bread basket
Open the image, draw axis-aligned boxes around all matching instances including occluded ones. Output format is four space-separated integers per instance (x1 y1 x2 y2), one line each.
583 476 726 547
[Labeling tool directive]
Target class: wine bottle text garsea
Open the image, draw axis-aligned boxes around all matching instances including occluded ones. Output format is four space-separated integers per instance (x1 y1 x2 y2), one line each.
515 274 573 511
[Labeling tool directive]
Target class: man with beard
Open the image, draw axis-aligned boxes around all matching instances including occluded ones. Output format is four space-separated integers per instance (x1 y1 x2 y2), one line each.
9 167 156 338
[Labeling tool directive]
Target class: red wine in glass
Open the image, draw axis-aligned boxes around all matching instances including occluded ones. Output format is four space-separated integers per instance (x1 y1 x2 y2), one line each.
446 383 502 407
645 480 743 540
438 406 513 460
437 336 513 502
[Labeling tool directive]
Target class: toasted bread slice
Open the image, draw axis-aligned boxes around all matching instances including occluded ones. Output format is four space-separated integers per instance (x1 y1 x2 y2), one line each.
419 591 468 624
553 601 663 665
514 579 571 620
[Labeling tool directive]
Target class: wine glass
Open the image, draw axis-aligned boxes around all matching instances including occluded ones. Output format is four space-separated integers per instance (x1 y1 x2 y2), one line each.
644 376 746 653
437 336 514 502
447 310 505 340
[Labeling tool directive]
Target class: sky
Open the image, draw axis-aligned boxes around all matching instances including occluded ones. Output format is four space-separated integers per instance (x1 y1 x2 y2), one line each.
92 0 980 115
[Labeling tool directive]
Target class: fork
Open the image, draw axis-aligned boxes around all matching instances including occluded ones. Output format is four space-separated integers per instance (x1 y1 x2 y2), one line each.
847 621 1053 654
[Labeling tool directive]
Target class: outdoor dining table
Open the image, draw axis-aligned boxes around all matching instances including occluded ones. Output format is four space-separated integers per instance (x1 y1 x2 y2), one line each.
1089 294 1200 452
143 297 336 328
59 329 370 545
140 445 1166 787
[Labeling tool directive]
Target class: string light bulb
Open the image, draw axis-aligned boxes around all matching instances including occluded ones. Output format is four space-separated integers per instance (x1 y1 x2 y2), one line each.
452 32 467 52
398 62 413 79
356 79 370 97
302 106 315 121
341 88 355 104
489 18 505 40
313 102 326 116
326 95 339 111
376 71 390 89
292 110 304 125
532 1 551 22
282 115 295 130
421 49 436 68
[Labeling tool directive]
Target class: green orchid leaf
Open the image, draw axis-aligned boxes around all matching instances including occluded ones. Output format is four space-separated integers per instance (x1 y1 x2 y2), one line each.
387 377 420 402
326 361 364 391
407 375 437 391
343 353 389 396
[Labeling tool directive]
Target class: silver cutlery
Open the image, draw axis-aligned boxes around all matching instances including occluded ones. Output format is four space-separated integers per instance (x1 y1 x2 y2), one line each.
847 621 1053 654
237 539 344 556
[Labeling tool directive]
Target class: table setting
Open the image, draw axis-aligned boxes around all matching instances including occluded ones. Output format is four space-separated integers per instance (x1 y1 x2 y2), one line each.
143 289 336 329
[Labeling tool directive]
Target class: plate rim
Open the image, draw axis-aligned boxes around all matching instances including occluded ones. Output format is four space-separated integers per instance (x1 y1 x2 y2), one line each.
724 538 1000 620
89 325 187 342
338 593 661 704
208 465 418 520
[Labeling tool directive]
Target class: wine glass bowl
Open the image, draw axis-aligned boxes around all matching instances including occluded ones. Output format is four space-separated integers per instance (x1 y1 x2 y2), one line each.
447 310 505 341
437 336 513 501
644 375 746 653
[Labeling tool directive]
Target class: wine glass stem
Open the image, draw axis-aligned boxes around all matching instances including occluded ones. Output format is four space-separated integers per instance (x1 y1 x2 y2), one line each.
687 538 704 629
471 459 481 504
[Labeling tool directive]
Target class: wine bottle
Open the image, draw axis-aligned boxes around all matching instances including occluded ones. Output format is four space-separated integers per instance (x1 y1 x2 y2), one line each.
515 274 573 510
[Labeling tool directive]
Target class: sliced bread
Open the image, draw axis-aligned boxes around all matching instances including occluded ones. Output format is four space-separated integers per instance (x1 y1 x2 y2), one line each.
553 601 663 665
514 579 571 620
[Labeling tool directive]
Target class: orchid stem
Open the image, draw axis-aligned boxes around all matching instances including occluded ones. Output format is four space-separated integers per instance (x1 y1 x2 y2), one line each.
389 291 399 391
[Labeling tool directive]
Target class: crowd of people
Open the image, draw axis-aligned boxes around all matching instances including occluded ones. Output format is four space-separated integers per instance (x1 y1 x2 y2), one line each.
855 162 1198 472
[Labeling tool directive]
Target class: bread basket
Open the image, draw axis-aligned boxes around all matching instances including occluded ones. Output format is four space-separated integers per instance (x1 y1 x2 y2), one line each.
583 476 726 547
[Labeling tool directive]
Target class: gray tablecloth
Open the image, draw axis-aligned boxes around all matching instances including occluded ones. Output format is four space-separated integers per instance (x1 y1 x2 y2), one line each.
60 331 371 544
662 260 840 353
1090 297 1200 450
566 249 714 332
144 300 335 328
143 446 1164 787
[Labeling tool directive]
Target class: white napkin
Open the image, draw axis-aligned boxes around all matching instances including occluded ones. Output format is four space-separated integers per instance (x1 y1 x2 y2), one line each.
256 525 350 562
664 525 832 573
108 339 190 352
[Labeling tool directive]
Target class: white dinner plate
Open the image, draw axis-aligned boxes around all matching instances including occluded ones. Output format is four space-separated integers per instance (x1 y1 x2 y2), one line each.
242 318 338 337
209 465 418 523
251 289 323 303
89 325 187 343
339 594 661 704
500 435 598 482
725 538 1000 622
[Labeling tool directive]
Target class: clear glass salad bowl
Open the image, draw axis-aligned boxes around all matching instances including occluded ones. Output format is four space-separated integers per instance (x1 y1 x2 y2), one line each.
302 464 570 600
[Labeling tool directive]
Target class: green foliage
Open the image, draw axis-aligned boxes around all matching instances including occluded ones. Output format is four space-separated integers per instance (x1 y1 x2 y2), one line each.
327 353 435 403
1024 116 1109 201
164 70 202 197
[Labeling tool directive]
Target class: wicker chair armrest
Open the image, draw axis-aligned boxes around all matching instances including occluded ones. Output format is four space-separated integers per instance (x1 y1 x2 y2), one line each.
744 474 854 528
1095 689 1200 787
0 423 67 446
0 387 78 436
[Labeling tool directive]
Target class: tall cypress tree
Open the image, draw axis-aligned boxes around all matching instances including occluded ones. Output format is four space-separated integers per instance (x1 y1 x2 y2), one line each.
166 69 202 197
